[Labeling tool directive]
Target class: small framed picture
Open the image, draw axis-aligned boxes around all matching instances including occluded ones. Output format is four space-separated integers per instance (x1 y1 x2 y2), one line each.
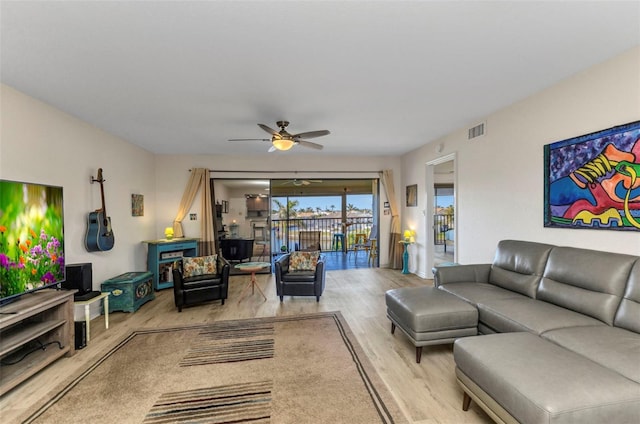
221 200 229 213
406 184 417 207
131 194 144 216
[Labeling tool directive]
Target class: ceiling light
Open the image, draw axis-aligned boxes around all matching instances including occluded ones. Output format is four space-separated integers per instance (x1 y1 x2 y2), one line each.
272 138 294 151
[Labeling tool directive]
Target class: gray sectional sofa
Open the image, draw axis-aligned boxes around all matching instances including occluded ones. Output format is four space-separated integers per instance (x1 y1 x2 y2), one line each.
433 240 640 424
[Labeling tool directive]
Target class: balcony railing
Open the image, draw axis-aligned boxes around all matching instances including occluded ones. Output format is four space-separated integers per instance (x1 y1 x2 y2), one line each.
271 216 373 252
434 214 454 245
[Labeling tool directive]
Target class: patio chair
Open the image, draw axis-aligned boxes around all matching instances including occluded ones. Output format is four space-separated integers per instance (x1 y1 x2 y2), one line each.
296 230 322 252
352 225 378 263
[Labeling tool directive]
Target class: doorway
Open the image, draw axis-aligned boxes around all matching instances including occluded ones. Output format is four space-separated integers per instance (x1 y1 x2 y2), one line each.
212 177 379 270
426 153 457 274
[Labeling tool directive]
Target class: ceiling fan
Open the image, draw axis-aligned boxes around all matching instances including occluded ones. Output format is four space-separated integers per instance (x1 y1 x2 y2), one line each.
281 178 323 187
229 120 330 152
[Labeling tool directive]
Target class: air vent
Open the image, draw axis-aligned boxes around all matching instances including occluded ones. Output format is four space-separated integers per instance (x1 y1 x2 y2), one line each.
468 122 485 140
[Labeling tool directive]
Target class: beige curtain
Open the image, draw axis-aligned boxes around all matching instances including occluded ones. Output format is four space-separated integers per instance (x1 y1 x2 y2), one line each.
380 170 403 269
173 168 215 255
200 169 215 255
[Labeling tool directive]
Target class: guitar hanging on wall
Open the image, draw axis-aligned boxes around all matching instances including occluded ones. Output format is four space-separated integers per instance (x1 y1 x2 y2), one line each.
85 168 115 252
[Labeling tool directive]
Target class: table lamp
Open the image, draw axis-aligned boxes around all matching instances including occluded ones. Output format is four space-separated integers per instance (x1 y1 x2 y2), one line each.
164 227 174 240
404 229 416 243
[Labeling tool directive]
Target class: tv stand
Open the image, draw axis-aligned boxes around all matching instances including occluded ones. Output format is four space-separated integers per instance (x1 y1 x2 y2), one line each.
0 289 75 396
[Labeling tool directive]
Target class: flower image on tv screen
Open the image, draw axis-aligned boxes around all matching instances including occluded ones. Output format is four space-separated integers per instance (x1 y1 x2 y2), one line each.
0 179 65 303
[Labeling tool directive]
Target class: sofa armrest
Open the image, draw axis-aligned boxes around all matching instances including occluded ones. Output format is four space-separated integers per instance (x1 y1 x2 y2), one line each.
434 264 491 287
314 256 326 294
172 267 185 308
217 255 230 283
275 254 290 286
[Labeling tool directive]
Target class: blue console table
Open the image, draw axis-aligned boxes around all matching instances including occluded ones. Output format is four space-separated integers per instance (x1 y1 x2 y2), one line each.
143 238 198 290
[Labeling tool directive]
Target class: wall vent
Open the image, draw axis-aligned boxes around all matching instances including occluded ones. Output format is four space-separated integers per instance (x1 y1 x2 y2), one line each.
468 122 485 140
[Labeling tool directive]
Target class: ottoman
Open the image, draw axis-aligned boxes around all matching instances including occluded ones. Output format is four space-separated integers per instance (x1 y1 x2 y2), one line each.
385 286 478 363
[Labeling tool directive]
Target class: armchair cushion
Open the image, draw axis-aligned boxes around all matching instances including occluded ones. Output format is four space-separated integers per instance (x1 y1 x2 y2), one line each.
182 254 217 277
183 273 224 289
289 251 320 271
282 270 317 283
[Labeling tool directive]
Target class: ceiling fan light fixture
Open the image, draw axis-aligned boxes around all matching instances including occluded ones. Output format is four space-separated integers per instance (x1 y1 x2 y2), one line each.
272 138 294 151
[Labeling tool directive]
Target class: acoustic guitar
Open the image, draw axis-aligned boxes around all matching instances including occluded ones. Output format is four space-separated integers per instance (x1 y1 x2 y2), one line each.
85 168 115 251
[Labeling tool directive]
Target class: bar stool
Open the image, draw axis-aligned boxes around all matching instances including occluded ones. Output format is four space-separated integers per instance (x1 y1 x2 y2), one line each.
368 238 378 265
332 233 345 252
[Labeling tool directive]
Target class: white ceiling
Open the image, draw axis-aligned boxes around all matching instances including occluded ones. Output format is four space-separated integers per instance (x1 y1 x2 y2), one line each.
2 1 639 157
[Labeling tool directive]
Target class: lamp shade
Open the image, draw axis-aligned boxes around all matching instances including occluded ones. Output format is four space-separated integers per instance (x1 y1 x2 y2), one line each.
272 138 295 151
403 230 411 239
164 227 174 239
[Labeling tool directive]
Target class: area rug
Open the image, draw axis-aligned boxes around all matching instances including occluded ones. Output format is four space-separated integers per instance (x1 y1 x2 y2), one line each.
21 312 407 423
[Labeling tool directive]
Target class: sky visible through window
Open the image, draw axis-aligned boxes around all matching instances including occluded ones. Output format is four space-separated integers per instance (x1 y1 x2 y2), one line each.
436 195 454 208
273 194 372 211
274 194 453 210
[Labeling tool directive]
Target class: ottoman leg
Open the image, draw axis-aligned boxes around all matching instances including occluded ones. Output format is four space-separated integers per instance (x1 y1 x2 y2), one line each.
462 392 472 411
391 322 396 334
416 346 422 363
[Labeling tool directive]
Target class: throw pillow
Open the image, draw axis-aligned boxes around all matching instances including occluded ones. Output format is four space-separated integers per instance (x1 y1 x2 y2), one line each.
182 254 217 278
289 251 320 271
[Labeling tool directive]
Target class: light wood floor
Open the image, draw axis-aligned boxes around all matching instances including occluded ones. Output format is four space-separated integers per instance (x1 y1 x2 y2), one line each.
1 268 493 424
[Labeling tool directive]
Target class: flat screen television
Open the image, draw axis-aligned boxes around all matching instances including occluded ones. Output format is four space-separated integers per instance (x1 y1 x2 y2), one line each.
0 179 65 305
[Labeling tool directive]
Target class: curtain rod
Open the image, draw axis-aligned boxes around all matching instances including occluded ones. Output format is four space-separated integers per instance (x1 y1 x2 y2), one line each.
190 169 381 174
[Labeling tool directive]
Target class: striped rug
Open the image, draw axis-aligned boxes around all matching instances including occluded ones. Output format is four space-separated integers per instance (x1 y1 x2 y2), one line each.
143 381 273 424
21 312 407 424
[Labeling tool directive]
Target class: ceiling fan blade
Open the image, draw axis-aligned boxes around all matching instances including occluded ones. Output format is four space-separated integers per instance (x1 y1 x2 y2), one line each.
268 145 277 153
297 140 324 150
228 138 270 142
292 130 330 139
301 180 311 186
258 124 279 136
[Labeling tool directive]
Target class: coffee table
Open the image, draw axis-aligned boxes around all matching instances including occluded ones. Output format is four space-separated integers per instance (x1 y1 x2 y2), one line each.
234 261 271 303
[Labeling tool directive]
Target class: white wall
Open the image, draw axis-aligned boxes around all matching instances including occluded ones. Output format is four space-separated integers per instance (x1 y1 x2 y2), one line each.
6 47 635 289
0 84 157 292
401 47 640 278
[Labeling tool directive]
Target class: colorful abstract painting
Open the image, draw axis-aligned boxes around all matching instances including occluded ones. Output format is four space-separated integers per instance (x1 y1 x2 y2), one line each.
544 120 640 231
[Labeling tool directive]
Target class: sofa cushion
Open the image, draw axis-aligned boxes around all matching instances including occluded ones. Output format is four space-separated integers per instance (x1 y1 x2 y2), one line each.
477 297 605 334
538 247 636 325
615 259 640 332
489 240 554 298
454 332 640 424
439 282 527 306
182 255 217 278
542 325 640 384
289 251 320 271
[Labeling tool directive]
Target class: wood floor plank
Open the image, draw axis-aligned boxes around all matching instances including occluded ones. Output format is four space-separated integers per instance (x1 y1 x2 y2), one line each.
0 268 492 424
